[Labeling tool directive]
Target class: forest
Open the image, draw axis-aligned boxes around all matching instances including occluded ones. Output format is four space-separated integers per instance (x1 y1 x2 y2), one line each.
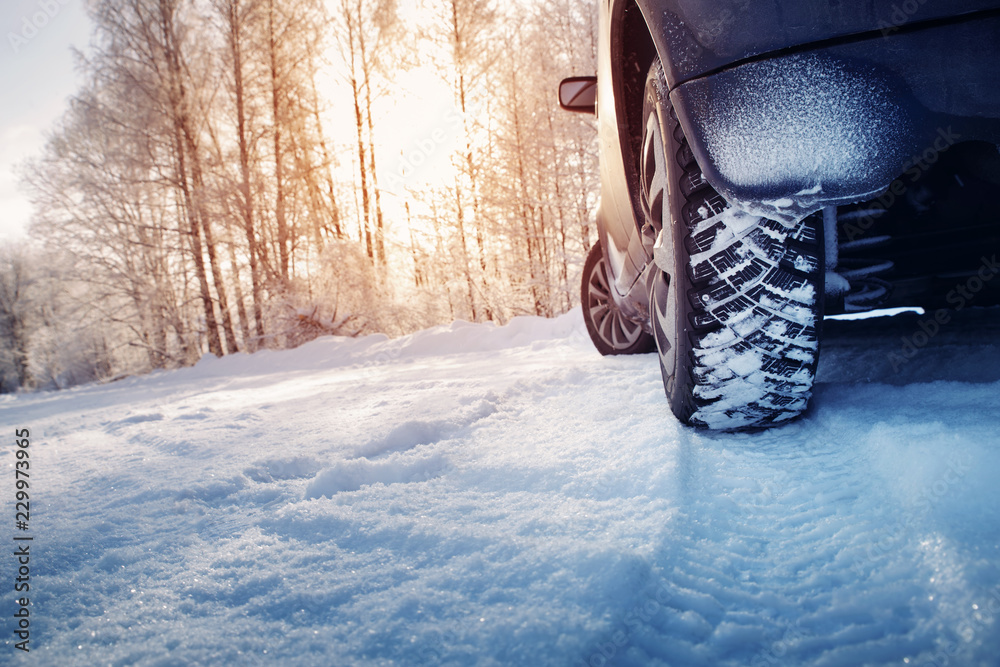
0 0 599 393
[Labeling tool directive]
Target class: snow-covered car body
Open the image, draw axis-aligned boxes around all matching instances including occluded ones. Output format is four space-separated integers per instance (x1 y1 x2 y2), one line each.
596 0 1000 317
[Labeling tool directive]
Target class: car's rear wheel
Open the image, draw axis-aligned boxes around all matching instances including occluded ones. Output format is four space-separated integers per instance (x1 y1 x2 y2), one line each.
581 242 656 355
641 61 824 430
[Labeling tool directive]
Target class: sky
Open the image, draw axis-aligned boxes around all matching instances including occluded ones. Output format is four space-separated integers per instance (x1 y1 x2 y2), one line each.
0 0 462 246
0 0 91 242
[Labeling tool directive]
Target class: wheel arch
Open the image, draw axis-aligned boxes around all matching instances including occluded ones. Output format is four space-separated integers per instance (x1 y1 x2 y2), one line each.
618 0 915 220
608 0 659 231
616 5 1000 222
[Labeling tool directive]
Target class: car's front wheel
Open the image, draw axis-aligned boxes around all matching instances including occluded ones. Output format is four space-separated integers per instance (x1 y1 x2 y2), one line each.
581 242 656 356
641 60 824 430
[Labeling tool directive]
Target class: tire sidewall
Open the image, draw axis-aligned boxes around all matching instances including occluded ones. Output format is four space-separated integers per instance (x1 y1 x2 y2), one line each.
643 63 699 422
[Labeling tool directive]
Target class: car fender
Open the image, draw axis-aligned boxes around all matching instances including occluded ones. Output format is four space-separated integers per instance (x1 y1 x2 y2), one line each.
631 2 1000 220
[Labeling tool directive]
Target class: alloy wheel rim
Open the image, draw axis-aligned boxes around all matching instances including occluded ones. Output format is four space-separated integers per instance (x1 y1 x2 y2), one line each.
642 107 678 377
587 255 645 349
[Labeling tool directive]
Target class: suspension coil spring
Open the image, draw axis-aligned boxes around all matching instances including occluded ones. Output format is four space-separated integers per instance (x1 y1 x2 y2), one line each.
834 207 895 312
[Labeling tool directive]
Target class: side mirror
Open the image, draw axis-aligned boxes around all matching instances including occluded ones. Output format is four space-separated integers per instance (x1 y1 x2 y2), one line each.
559 76 597 114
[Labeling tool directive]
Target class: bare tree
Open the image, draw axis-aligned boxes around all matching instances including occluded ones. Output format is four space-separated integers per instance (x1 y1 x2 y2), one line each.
14 0 605 391
0 246 36 390
331 0 402 267
215 0 268 348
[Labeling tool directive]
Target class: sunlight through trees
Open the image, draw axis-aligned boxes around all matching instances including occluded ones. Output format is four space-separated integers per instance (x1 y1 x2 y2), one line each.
4 0 599 391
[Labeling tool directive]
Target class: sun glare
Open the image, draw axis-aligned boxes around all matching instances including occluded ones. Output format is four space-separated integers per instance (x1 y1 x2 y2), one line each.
317 0 466 243
375 67 463 197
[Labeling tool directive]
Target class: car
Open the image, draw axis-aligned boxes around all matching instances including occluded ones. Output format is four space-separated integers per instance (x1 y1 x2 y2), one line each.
559 1 1000 430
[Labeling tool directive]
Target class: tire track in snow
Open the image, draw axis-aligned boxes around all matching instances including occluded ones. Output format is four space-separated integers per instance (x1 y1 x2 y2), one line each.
604 417 988 666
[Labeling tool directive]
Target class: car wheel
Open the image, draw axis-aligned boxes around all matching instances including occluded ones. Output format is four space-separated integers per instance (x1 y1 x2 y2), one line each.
581 242 656 356
641 60 823 430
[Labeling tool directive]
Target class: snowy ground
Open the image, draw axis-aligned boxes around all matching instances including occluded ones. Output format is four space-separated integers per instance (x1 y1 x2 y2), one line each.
2 306 999 666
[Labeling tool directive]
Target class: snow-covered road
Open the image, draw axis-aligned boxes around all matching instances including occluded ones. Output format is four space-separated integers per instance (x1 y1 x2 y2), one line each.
3 308 999 666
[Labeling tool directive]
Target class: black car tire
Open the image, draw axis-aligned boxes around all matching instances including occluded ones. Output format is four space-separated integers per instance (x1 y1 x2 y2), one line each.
582 242 656 356
641 60 824 430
